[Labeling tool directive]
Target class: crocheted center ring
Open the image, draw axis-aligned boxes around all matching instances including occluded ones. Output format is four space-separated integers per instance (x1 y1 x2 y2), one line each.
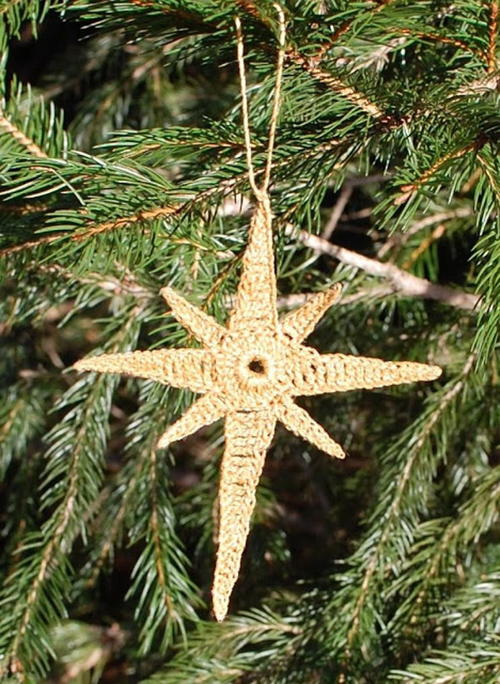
239 351 273 386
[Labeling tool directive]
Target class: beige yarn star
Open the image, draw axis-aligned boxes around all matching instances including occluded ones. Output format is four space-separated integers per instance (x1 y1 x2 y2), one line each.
74 10 441 622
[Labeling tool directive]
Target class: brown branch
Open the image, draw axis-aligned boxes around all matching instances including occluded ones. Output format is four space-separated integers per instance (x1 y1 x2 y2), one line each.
127 0 213 30
235 0 392 123
0 113 47 158
287 226 480 311
0 0 23 17
401 223 447 269
395 28 482 57
0 232 61 256
394 141 480 205
311 0 397 65
460 167 483 194
488 1 499 72
476 153 500 197
287 49 388 121
0 205 178 257
0 136 352 258
235 0 261 20
73 206 178 242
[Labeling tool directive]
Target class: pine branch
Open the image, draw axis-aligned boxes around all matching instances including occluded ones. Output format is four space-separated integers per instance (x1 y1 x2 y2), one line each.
477 152 500 197
286 50 388 122
394 141 483 206
0 384 46 480
390 638 500 683
78 456 147 594
471 152 500 366
444 572 500 634
128 437 200 654
389 467 500 632
1 1 498 678
0 200 178 257
312 0 397 65
0 134 351 257
330 354 478 670
235 0 391 121
395 27 484 59
120 384 201 654
143 607 303 683
0 142 481 318
0 315 140 679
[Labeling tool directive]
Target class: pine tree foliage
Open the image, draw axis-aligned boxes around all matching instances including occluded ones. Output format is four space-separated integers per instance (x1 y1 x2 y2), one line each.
0 0 498 680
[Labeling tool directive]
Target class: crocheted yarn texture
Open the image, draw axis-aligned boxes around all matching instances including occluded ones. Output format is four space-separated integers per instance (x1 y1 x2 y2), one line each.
74 193 442 621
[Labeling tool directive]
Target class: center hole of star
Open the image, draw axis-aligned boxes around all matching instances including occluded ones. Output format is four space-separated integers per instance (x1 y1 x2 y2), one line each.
248 358 266 375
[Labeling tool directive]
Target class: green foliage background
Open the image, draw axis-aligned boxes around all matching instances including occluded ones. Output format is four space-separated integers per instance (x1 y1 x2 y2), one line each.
0 0 498 681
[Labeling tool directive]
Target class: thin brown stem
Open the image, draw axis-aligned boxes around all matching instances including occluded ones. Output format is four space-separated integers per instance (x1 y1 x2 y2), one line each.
0 205 177 257
401 223 447 269
476 153 500 196
0 113 47 158
394 141 480 205
488 1 499 72
311 0 397 65
287 49 387 121
395 28 481 58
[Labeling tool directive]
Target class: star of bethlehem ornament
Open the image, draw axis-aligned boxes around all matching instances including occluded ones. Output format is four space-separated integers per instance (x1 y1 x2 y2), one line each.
74 7 442 622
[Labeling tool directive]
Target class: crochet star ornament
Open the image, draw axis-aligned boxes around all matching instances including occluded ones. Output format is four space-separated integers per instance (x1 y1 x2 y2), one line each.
74 8 441 622
74 192 441 621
